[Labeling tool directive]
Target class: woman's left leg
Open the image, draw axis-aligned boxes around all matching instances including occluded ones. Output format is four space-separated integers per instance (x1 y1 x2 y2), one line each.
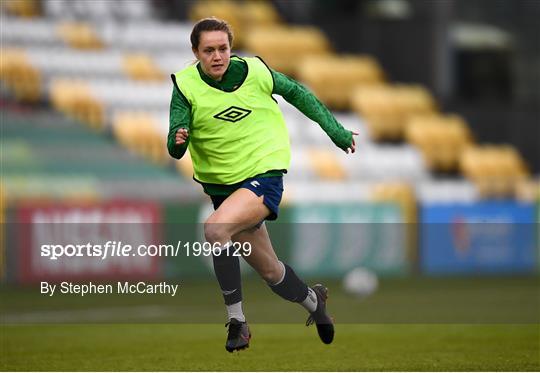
233 222 334 345
234 224 310 302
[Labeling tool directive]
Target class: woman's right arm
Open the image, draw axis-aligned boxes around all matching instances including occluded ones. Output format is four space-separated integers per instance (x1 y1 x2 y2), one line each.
167 87 191 159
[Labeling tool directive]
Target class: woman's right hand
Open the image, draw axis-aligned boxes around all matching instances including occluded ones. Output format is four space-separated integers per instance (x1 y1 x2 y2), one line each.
175 128 189 145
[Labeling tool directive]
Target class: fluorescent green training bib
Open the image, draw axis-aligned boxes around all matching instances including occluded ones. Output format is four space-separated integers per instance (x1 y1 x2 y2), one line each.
173 56 290 184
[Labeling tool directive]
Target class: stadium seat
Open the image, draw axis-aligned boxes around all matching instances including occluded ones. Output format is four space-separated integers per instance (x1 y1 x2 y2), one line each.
122 54 165 81
0 49 42 102
1 0 41 17
49 79 104 130
297 55 385 110
57 22 104 50
189 0 244 47
306 148 347 180
113 111 168 165
371 182 416 222
514 178 540 202
351 84 437 141
406 114 473 172
189 0 281 49
243 25 332 76
239 0 281 29
460 145 529 198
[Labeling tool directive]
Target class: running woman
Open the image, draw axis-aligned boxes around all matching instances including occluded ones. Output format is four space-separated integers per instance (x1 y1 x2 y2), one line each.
168 17 356 352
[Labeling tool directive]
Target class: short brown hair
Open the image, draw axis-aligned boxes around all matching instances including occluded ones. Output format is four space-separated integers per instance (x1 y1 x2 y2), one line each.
190 17 233 50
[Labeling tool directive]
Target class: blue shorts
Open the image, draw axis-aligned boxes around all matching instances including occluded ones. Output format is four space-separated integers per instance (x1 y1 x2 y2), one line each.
210 176 284 221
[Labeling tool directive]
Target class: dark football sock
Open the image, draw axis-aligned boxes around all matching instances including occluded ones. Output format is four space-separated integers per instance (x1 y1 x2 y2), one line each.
269 262 309 303
212 246 242 305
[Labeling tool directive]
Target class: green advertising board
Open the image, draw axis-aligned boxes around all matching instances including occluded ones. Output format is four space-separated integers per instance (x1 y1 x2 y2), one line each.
163 202 213 279
279 202 408 277
163 201 409 279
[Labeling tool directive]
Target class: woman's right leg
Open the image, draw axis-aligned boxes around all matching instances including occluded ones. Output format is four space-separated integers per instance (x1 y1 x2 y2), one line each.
206 188 274 318
205 188 275 352
208 190 310 312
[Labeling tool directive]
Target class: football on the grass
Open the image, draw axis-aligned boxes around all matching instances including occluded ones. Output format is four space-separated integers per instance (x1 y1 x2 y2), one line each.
343 267 378 297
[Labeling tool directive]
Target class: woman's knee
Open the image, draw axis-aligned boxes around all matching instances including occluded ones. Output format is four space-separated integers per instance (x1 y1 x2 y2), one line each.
204 217 230 244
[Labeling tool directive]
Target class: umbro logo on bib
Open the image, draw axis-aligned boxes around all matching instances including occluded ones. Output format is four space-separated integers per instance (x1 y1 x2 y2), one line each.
213 106 252 123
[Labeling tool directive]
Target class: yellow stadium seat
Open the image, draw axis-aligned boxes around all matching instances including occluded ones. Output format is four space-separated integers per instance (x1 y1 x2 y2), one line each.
49 79 105 130
306 148 347 180
57 22 104 50
0 49 42 102
243 25 331 76
113 112 168 165
189 0 281 49
514 179 540 202
2 0 40 17
406 114 473 172
189 0 244 47
297 55 385 110
460 145 529 198
351 84 437 141
123 54 165 81
239 0 281 28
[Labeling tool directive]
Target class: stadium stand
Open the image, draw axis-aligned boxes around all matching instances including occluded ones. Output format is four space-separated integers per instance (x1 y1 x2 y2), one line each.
1 0 536 205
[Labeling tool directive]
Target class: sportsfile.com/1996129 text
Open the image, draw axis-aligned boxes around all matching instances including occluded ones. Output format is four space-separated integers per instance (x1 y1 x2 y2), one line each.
40 241 252 260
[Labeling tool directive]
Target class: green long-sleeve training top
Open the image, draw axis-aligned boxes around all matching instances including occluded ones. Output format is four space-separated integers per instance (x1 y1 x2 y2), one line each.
168 56 352 195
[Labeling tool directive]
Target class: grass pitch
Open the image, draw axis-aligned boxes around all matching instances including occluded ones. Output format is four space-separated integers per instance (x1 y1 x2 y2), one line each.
1 276 539 371
2 323 538 371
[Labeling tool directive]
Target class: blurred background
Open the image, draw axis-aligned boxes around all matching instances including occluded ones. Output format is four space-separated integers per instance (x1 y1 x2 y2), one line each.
1 0 538 323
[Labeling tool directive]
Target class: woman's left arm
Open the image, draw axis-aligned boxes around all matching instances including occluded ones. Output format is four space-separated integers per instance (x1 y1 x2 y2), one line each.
272 69 355 153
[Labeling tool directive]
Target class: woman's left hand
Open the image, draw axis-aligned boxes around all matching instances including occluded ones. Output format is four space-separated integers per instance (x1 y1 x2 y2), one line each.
345 131 359 154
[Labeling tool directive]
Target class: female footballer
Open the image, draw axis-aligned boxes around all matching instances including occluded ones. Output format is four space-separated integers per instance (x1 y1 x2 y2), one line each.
168 17 356 352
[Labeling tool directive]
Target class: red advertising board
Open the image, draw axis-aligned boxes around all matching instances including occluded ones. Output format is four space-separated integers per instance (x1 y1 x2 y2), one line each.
16 200 162 284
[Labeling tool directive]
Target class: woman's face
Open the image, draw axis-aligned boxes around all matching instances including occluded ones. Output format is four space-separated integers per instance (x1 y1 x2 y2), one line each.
193 31 231 81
